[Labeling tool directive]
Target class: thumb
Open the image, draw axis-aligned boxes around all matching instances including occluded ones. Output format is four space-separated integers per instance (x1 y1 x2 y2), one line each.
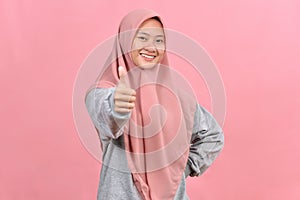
118 66 128 86
118 66 127 79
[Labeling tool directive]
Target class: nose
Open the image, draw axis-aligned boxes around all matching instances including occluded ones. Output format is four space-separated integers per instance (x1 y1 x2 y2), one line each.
143 45 156 52
143 40 157 52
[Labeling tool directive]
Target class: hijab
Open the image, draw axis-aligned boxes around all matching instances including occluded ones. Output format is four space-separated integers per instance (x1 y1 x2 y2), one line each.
96 9 196 200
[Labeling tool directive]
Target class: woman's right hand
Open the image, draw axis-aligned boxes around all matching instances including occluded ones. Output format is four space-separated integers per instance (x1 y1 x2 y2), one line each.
114 66 136 114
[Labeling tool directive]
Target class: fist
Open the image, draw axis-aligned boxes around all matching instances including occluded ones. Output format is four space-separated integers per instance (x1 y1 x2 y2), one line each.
114 66 136 113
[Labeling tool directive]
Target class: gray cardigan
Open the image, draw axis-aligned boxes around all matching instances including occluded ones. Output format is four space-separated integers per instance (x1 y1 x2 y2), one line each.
85 88 224 200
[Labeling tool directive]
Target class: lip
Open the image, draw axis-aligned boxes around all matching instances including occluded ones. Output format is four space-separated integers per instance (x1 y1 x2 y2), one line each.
139 53 157 62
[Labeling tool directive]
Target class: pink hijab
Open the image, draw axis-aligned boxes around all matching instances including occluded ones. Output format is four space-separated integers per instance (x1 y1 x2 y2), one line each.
96 9 196 200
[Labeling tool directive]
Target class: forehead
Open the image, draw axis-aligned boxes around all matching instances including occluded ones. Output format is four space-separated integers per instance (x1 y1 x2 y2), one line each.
137 18 164 36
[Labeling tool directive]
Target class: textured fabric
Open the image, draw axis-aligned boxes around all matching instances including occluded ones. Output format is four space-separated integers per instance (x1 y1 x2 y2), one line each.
93 9 197 200
85 88 224 200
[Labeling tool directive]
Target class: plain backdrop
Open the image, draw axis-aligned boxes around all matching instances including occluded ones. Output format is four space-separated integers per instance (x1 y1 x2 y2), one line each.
1 0 300 199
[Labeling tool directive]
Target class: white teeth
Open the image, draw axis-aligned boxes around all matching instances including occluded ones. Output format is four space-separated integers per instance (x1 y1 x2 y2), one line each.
141 53 155 59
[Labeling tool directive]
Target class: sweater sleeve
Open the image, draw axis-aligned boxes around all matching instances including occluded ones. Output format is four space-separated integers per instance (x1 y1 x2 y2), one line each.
184 104 224 177
85 87 131 139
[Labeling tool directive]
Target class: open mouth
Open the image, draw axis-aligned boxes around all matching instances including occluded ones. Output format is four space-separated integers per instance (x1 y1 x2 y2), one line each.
140 53 156 61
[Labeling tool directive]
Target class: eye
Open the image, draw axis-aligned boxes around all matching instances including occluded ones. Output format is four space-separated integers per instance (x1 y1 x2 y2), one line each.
137 36 147 41
156 39 164 43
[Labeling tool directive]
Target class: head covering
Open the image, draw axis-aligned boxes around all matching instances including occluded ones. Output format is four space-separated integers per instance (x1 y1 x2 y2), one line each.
96 9 196 200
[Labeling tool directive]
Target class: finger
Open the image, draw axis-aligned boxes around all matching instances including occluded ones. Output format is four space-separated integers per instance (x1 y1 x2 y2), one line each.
118 66 127 85
115 87 136 96
115 101 135 109
114 102 135 113
114 107 132 113
114 93 136 103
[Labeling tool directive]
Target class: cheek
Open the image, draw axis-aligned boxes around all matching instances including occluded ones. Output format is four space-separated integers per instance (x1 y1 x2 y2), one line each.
158 50 165 59
132 39 143 51
131 50 140 65
157 45 165 54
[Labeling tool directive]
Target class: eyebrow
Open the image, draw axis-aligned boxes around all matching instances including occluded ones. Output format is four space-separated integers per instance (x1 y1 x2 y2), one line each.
137 31 164 37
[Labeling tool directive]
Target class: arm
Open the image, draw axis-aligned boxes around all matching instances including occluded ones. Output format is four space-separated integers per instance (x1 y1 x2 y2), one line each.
85 87 130 139
185 104 224 177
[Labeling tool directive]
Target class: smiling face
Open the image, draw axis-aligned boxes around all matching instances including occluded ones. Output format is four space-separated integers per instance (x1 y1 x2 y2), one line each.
131 18 166 69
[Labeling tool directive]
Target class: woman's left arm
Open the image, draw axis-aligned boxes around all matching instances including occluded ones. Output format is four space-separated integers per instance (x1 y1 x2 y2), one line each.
185 104 224 177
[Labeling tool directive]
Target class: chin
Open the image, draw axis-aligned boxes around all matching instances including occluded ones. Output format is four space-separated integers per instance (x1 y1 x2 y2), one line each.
138 62 159 69
136 57 161 69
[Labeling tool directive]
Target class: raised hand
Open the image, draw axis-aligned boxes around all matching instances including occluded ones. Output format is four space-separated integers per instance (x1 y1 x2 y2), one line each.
114 66 136 114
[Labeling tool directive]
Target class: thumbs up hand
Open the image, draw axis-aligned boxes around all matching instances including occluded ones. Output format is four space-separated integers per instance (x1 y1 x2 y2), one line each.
114 66 136 114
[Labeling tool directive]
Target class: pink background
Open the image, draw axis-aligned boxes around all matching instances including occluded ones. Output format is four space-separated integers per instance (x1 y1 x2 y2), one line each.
1 0 300 199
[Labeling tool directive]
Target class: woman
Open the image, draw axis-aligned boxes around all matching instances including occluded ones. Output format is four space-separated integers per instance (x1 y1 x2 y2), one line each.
85 9 224 200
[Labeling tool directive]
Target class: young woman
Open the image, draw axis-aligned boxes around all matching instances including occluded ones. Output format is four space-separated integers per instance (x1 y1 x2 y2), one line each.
85 9 224 200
